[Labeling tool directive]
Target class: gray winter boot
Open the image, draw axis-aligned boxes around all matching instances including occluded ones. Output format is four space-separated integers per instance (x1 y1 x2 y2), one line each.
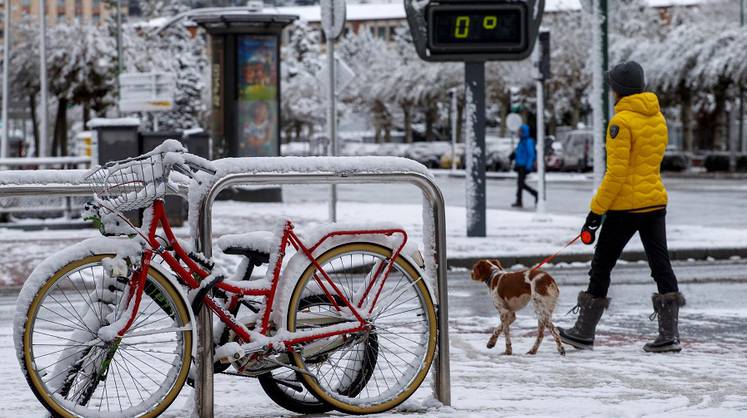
558 291 610 350
643 292 685 353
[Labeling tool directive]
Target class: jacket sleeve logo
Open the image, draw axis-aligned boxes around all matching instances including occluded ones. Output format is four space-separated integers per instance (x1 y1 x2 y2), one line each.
609 125 620 139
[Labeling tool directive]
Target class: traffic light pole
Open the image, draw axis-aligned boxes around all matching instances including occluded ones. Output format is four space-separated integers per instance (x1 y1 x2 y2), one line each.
1 0 10 159
592 0 609 189
465 61 486 237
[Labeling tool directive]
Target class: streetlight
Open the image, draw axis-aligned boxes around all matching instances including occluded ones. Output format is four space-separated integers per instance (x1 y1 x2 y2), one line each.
1 0 11 159
39 0 48 157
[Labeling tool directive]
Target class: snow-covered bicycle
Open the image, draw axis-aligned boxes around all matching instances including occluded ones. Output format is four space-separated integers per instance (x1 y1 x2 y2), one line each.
14 141 437 417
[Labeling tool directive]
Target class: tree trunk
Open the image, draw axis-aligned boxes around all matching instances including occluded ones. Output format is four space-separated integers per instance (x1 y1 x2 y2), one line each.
402 104 413 143
712 82 729 151
83 103 91 130
425 105 438 141
680 88 693 152
456 99 464 143
499 94 510 137
29 94 40 157
52 97 68 157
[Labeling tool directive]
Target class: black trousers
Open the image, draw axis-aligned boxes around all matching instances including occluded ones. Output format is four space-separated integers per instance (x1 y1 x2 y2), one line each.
587 209 679 298
515 167 537 204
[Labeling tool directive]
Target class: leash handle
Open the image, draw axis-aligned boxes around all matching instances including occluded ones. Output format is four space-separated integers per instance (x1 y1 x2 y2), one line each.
529 233 582 274
581 226 598 245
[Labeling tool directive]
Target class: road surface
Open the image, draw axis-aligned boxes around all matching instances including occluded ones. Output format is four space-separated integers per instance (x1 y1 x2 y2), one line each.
284 174 747 228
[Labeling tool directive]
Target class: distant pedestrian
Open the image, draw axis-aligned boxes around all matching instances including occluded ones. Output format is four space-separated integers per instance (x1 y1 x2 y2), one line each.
510 124 538 208
559 61 685 353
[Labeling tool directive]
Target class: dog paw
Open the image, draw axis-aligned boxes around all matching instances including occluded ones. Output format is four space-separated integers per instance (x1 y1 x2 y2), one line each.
526 349 538 355
501 350 512 356
486 342 495 349
558 348 566 356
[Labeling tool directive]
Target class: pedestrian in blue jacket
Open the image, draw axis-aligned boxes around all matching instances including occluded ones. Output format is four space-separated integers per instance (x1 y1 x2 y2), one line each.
510 124 538 208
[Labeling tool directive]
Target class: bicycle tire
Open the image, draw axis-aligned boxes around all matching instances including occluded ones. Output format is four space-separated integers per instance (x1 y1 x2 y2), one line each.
287 242 437 415
16 254 193 418
258 294 378 414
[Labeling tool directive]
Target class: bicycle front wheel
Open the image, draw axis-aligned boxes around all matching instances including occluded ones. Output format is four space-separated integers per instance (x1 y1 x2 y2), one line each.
16 254 193 418
287 242 437 415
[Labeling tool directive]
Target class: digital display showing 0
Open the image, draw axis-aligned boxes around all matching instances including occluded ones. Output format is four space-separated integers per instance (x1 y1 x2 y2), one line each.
427 4 527 53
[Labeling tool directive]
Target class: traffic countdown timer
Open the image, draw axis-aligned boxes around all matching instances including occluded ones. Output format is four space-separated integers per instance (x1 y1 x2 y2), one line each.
405 0 544 62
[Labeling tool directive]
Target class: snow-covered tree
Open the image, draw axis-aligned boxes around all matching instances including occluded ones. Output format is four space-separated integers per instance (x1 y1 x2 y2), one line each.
8 18 41 154
123 22 208 131
280 22 325 142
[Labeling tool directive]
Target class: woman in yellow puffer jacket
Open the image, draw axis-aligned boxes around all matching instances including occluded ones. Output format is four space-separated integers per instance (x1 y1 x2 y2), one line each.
559 61 685 354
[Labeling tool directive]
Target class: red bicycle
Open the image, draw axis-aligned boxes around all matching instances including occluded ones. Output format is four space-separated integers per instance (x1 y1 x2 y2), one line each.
14 142 437 417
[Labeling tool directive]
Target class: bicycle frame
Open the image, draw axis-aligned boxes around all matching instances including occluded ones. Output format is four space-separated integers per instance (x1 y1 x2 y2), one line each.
115 199 409 355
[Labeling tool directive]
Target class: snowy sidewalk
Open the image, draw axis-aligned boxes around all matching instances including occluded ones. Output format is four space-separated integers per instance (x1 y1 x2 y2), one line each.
2 200 747 286
3 279 746 417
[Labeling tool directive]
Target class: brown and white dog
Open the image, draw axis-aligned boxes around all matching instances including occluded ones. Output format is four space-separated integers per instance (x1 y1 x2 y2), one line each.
471 259 565 356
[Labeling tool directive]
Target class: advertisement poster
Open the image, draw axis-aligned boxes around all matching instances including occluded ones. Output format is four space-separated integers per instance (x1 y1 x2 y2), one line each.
237 35 278 157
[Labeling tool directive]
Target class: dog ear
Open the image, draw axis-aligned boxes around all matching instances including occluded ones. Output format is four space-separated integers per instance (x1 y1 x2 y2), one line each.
470 260 492 282
489 259 504 270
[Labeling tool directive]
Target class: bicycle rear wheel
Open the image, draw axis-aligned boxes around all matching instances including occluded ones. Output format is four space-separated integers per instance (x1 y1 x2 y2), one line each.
287 243 437 415
16 254 193 418
259 293 378 414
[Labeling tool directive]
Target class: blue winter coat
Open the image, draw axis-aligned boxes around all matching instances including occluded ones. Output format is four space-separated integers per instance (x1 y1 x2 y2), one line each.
514 124 536 172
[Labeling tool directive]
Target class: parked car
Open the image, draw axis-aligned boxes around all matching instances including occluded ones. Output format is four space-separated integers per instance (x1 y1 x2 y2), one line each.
560 130 594 172
439 144 464 169
485 136 513 171
405 141 452 168
544 135 564 171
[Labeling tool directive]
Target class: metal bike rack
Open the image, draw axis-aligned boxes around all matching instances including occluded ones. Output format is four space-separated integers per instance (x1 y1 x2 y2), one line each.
194 168 451 417
0 163 452 416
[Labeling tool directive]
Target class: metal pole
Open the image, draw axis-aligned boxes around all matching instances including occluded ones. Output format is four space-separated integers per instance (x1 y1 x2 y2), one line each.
449 89 458 172
39 0 48 158
196 169 451 408
465 62 486 237
327 39 337 222
591 0 608 189
116 0 123 115
740 0 745 153
1 0 11 160
536 79 546 214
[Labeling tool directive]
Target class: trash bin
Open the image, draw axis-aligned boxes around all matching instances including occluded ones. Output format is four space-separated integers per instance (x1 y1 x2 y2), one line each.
182 128 212 159
88 118 141 166
89 118 142 226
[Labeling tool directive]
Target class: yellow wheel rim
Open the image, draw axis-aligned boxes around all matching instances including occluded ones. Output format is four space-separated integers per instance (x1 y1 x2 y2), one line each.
21 255 193 418
287 243 437 415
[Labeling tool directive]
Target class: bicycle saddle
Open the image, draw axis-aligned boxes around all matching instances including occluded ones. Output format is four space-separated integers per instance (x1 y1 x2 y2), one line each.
216 231 275 266
222 247 269 266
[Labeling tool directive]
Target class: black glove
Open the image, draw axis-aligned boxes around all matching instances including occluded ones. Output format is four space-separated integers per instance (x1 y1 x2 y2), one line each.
509 151 516 162
583 211 603 231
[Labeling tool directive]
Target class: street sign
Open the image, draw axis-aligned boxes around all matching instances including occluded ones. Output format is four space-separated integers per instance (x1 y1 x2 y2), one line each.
506 112 523 132
321 0 346 40
119 72 176 113
405 0 545 62
319 58 356 93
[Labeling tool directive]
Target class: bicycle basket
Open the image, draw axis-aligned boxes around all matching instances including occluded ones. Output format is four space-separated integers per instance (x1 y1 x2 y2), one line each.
87 153 171 213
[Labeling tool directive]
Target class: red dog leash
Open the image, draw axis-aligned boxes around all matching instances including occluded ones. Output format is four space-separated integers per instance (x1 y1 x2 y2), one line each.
529 233 583 274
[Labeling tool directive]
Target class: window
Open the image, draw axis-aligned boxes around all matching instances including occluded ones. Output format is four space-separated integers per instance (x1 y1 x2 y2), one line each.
377 26 386 39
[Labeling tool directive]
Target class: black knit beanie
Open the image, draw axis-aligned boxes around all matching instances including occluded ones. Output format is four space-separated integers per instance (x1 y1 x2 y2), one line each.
607 61 645 97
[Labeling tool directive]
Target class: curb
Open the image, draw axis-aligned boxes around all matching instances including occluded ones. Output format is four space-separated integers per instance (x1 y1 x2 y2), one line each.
446 247 747 269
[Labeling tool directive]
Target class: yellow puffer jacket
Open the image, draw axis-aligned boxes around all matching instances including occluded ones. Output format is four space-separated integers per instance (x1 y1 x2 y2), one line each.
590 92 668 214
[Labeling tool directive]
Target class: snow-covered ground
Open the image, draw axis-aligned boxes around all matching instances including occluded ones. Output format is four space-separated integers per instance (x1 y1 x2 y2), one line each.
3 268 747 417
